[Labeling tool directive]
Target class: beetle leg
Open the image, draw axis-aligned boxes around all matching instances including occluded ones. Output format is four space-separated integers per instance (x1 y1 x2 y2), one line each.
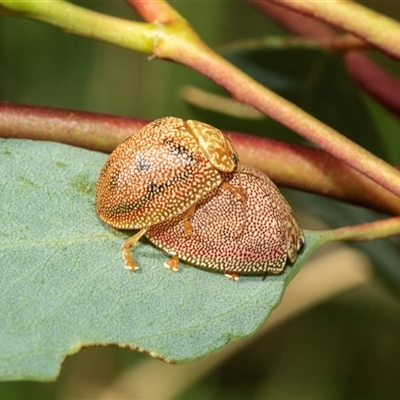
181 203 196 237
164 255 180 272
183 220 193 237
222 172 248 241
221 181 244 200
221 162 244 199
122 227 148 271
224 271 239 281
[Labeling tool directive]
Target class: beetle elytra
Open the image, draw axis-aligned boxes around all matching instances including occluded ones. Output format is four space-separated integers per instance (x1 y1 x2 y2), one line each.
146 165 304 279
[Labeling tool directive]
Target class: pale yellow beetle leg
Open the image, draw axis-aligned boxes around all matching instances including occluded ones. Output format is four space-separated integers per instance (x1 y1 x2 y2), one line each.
181 203 197 237
164 255 180 272
122 227 148 272
222 162 244 199
183 220 193 237
221 181 244 200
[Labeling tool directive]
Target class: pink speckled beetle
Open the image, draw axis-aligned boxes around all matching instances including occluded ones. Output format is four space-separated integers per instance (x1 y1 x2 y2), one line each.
95 117 241 271
146 165 305 280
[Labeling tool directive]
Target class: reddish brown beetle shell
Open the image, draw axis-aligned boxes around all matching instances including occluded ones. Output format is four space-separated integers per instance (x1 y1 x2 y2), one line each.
146 165 304 276
95 117 238 230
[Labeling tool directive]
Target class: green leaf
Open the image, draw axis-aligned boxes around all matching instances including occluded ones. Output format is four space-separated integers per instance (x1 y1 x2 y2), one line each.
0 139 323 381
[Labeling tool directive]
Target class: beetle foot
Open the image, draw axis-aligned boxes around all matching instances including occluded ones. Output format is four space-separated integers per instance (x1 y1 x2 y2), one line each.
164 255 180 272
124 260 139 272
122 227 148 272
224 271 239 281
122 246 140 271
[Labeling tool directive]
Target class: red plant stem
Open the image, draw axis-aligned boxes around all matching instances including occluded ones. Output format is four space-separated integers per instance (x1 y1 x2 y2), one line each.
250 1 400 120
0 103 145 153
344 52 400 118
1 102 400 215
249 0 335 37
126 0 182 24
268 0 400 62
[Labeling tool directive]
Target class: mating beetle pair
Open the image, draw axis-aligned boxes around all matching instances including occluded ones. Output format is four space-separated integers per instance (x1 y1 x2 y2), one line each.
95 117 304 279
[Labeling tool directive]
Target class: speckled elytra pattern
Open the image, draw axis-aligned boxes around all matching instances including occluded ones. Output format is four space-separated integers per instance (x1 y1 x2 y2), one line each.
146 165 305 276
185 120 238 172
96 117 236 229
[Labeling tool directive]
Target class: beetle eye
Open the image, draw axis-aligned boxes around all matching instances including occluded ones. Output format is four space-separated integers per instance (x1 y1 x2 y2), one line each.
298 237 304 250
231 152 239 166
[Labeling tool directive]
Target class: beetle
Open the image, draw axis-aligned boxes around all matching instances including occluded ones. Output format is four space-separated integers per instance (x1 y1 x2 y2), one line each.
95 117 241 270
146 165 305 280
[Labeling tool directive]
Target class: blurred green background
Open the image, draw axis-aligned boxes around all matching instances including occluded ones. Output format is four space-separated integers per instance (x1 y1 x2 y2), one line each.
2 1 400 399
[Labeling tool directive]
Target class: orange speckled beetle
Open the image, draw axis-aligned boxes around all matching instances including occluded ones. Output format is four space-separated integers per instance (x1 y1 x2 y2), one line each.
95 117 241 271
146 165 305 280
